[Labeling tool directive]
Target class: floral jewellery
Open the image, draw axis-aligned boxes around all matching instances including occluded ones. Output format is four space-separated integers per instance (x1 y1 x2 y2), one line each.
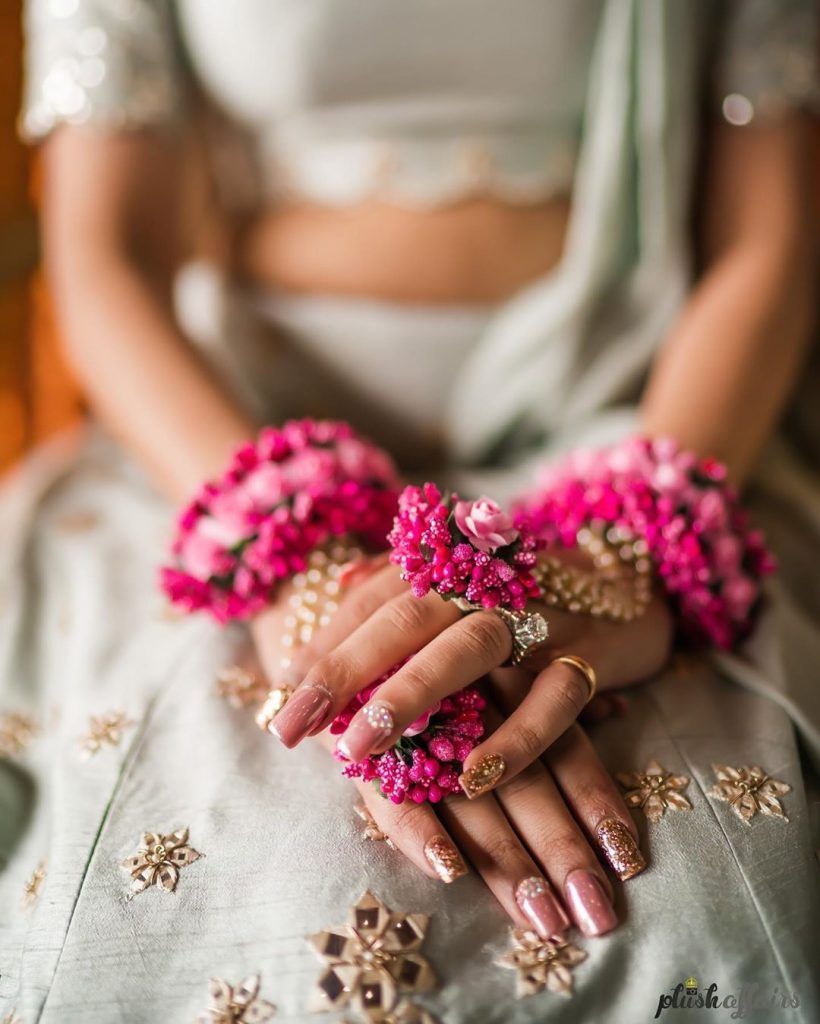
161 420 400 623
708 764 791 823
120 827 201 896
308 891 436 1021
388 485 541 611
513 436 775 649
616 760 692 822
498 929 587 998
333 668 486 805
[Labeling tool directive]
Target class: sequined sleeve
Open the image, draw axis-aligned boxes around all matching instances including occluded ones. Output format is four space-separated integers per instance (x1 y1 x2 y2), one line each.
712 0 820 125
21 0 186 141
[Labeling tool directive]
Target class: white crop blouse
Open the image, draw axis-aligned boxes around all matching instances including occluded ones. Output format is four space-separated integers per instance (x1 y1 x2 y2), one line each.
21 0 820 208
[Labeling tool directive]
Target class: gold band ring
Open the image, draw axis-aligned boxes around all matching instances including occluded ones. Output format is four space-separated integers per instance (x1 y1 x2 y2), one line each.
551 654 598 704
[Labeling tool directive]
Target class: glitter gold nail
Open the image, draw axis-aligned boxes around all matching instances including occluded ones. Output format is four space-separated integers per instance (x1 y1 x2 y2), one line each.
424 834 468 883
596 817 646 880
458 753 506 799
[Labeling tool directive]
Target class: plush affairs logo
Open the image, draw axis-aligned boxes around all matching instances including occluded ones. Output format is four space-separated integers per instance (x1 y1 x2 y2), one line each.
654 977 801 1019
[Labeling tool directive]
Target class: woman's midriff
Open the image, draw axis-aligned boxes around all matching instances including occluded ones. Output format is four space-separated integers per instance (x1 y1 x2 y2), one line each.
234 198 571 305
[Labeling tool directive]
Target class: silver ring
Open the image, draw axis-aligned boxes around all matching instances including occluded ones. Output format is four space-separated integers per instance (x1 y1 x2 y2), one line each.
452 598 549 666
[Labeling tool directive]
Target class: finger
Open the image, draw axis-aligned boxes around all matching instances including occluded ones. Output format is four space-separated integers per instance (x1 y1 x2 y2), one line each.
335 609 511 763
457 657 595 798
544 724 646 882
493 751 621 939
438 791 570 939
271 588 459 747
277 559 403 684
354 782 469 885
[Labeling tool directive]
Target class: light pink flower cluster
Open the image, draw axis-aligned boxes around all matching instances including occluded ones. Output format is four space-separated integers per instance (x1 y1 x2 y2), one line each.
160 420 401 622
387 483 541 611
512 436 775 649
333 672 486 804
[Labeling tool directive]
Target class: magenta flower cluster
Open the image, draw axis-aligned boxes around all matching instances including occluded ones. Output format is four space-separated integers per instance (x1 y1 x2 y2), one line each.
512 436 775 649
387 483 542 611
160 420 401 622
334 671 487 804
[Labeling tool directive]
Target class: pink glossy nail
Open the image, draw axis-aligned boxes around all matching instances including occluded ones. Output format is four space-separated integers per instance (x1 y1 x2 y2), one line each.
336 701 394 763
564 870 618 937
514 876 569 939
269 684 332 748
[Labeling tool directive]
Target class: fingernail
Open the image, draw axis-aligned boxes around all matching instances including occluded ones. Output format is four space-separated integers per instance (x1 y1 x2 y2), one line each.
335 701 394 763
515 876 569 939
564 870 618 937
424 835 469 884
458 753 506 799
268 684 332 748
596 818 646 880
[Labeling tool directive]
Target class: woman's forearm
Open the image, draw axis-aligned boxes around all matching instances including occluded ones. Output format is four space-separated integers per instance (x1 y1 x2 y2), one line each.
641 117 815 486
640 238 813 484
55 252 255 502
41 129 254 502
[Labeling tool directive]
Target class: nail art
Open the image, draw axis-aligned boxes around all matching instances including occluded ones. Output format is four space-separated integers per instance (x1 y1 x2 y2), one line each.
335 701 394 763
458 753 506 799
595 818 646 880
268 684 332 748
515 876 569 939
424 835 468 884
564 870 618 937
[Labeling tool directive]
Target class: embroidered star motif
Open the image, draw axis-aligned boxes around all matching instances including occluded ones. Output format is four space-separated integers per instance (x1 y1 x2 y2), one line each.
498 929 587 998
308 891 436 1022
216 666 270 710
196 973 276 1024
121 828 201 895
616 760 692 822
0 712 38 758
355 803 396 849
708 764 791 824
78 710 135 758
22 861 46 908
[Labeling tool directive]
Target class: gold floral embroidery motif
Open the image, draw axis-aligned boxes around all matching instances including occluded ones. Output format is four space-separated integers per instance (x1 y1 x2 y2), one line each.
121 828 201 896
79 711 135 758
216 666 270 710
0 712 38 758
355 803 395 849
22 861 46 908
308 891 436 1022
499 929 587 998
616 760 692 822
708 764 791 823
196 973 276 1024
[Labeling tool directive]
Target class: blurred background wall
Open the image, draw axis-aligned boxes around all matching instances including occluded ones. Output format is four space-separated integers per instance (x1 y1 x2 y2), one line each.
1 2 81 472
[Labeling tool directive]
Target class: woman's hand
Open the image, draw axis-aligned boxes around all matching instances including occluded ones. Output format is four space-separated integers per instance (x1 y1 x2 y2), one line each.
311 699 642 938
255 553 672 797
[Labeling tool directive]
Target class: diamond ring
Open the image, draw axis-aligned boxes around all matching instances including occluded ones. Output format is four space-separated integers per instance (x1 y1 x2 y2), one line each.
452 598 549 666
